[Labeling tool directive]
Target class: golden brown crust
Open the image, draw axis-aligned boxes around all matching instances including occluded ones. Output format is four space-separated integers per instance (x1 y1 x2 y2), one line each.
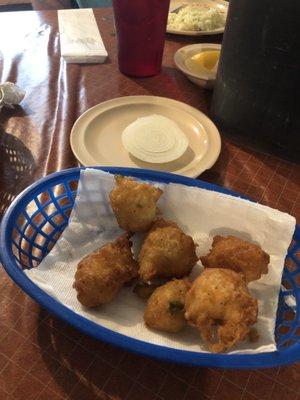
144 279 191 333
149 217 179 231
200 235 270 282
109 176 163 233
185 268 258 352
138 218 198 282
73 234 138 307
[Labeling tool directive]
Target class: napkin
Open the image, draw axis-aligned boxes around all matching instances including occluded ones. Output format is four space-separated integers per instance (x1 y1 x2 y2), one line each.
58 9 108 64
0 82 25 111
25 169 296 354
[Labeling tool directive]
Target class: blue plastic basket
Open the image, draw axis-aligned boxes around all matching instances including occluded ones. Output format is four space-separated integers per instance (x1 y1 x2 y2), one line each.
1 167 299 369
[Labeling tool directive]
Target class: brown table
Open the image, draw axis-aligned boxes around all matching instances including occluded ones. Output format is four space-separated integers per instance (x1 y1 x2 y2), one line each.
0 8 299 400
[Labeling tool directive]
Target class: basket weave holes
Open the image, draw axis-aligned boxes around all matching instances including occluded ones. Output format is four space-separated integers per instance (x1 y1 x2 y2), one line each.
282 339 296 348
63 208 72 219
57 195 72 209
51 231 63 244
288 239 297 252
42 203 58 219
52 214 66 227
31 212 46 228
285 257 298 273
51 183 67 198
19 252 31 269
24 224 37 240
37 191 51 206
16 213 27 230
282 279 292 290
41 223 55 237
68 179 78 193
295 274 300 288
30 260 39 268
12 228 21 243
278 325 291 335
283 310 296 321
32 233 48 249
25 199 39 217
31 245 43 261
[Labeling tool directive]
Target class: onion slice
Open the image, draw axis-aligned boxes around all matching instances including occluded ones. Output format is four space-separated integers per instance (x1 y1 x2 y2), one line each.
122 114 189 164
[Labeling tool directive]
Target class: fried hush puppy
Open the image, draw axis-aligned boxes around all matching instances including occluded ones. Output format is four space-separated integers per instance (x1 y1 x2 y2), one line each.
185 268 258 353
144 279 191 333
201 235 270 282
138 218 198 282
109 175 163 233
73 235 138 308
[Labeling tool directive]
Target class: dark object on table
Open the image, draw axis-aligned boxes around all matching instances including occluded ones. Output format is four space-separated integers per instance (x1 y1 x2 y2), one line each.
210 0 300 162
0 3 33 12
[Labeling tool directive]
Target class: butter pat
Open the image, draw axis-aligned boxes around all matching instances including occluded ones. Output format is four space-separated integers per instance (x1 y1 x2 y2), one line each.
58 9 108 64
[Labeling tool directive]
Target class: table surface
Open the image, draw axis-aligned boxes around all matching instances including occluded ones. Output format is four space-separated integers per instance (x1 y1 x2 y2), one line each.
0 8 299 400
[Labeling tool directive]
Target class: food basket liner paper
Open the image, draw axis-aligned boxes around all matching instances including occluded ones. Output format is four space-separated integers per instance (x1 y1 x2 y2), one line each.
25 169 296 354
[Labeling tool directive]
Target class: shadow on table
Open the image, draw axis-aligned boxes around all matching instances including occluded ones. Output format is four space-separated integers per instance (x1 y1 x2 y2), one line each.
0 127 35 219
199 138 231 186
37 310 118 399
36 310 227 400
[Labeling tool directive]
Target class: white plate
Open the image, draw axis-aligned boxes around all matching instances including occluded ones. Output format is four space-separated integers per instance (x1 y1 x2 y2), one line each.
174 43 221 88
70 96 221 178
167 0 228 36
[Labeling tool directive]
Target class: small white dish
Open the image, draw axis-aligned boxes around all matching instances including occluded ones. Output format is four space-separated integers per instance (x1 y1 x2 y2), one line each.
174 43 221 89
70 96 221 178
167 0 228 36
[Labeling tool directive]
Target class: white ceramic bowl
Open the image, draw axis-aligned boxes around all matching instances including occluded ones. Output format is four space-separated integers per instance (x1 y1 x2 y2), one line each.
174 43 221 89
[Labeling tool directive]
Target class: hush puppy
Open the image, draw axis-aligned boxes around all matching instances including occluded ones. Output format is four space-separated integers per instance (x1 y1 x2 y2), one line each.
201 235 270 282
139 218 198 282
73 235 138 307
144 279 191 333
185 268 258 352
109 175 163 233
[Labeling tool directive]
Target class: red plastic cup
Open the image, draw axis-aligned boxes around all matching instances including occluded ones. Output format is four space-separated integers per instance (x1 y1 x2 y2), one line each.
112 0 171 77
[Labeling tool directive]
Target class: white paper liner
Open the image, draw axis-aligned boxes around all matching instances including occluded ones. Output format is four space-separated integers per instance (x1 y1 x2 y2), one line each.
25 168 296 354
